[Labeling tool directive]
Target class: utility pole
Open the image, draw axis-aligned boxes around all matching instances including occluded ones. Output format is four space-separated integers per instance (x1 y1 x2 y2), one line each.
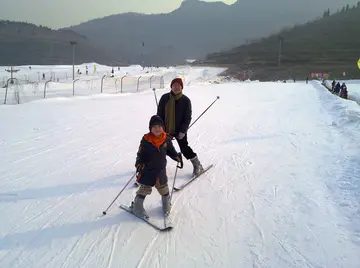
70 41 77 80
278 35 284 67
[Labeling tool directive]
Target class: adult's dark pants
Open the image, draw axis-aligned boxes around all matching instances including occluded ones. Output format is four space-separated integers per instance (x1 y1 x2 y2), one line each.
175 133 197 160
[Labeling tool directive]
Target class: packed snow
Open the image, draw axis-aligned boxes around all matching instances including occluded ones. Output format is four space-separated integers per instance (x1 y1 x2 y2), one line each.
0 65 360 268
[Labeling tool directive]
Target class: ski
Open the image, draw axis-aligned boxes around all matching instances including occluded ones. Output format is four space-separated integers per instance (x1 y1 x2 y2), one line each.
164 211 173 229
173 164 213 191
119 204 172 231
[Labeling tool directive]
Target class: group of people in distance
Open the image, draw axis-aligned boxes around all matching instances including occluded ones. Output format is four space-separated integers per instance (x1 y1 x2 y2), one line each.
129 78 205 218
331 80 348 99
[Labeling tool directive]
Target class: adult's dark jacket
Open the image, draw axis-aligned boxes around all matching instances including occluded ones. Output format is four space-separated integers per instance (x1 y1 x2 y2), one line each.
157 92 192 136
135 133 179 186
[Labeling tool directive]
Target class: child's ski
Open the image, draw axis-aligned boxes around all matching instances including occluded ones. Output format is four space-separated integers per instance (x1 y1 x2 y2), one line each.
173 164 213 191
164 211 173 229
119 205 172 231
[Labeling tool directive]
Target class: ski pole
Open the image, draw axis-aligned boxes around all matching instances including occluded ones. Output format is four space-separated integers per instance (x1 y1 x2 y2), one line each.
169 161 182 203
102 172 136 215
152 88 158 107
188 96 220 130
168 96 220 141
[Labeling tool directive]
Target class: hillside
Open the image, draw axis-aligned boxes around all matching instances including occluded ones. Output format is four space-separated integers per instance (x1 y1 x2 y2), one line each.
200 3 360 81
0 21 119 66
68 0 357 66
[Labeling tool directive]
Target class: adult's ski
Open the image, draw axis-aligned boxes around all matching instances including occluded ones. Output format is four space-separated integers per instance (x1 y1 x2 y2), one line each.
119 205 172 231
173 164 213 191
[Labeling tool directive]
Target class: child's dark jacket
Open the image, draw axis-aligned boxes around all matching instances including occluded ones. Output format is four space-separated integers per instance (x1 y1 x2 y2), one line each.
135 132 179 186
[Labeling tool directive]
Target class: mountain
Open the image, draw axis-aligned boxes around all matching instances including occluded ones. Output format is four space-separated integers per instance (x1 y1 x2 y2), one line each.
68 0 358 66
0 21 119 66
199 3 360 80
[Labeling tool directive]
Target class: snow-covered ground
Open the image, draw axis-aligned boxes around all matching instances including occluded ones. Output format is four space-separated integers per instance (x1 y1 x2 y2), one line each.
344 80 360 105
0 66 360 267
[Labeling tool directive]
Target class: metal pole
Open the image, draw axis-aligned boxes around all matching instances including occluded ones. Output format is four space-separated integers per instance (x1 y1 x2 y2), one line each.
102 172 136 215
188 96 220 130
152 88 158 107
278 36 283 67
169 163 181 203
70 41 77 80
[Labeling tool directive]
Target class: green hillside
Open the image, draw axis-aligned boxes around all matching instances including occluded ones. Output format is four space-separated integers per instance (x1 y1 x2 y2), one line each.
0 21 119 66
199 3 360 80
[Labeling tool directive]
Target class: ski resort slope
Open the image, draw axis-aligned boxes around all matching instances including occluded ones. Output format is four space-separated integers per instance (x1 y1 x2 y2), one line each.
1 70 360 267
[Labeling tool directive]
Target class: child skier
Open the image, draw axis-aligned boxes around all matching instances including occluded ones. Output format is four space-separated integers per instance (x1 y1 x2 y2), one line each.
130 115 183 218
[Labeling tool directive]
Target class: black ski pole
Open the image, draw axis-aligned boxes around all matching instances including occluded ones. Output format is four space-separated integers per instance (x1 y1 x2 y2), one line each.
188 96 220 130
152 88 158 107
102 172 136 215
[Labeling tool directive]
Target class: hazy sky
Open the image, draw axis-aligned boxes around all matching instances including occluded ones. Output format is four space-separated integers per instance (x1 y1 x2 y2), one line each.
0 0 236 29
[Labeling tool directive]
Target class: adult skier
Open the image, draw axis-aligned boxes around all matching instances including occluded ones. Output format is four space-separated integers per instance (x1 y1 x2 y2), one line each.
157 78 204 176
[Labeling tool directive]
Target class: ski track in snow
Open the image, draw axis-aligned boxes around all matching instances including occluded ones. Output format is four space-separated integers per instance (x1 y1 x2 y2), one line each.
1 68 360 267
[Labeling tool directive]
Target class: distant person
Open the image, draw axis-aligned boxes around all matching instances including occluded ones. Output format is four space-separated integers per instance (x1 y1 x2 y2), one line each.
157 78 204 176
334 82 341 94
306 77 308 84
339 83 348 99
331 80 336 91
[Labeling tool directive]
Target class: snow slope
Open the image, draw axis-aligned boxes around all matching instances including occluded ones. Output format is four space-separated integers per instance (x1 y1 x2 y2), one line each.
1 69 360 267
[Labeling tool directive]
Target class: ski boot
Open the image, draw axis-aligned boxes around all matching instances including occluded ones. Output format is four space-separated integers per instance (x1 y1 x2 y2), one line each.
130 195 149 219
190 156 204 176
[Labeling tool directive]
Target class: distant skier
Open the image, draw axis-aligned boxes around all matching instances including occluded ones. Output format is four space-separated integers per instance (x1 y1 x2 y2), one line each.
157 78 204 176
334 82 341 94
130 115 183 218
339 83 348 99
331 80 336 91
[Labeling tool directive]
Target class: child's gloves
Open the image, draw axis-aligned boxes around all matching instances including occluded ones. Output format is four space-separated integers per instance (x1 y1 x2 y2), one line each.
176 153 183 169
136 163 144 173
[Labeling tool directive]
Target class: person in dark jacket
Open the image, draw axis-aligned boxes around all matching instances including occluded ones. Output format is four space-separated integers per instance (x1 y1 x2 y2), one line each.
157 78 204 176
130 115 183 218
331 80 336 91
339 83 348 99
334 82 341 94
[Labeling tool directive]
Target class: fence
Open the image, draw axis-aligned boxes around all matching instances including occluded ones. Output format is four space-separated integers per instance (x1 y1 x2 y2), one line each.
1 74 173 105
1 72 72 88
